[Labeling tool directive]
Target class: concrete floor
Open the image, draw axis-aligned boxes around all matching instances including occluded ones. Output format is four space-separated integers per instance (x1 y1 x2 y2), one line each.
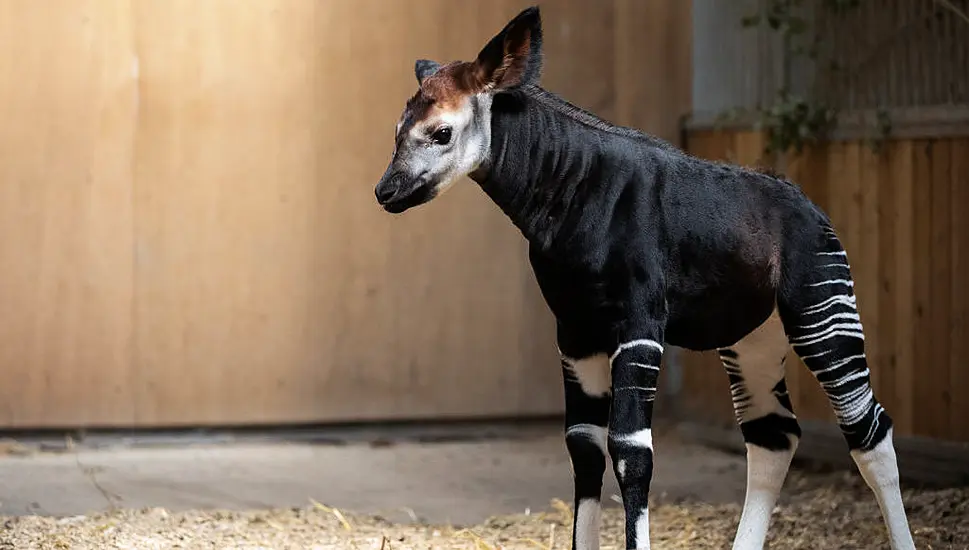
0 422 750 527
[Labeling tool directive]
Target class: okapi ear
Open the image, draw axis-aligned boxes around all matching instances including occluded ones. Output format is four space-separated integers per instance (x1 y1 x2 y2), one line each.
415 59 441 84
473 6 543 91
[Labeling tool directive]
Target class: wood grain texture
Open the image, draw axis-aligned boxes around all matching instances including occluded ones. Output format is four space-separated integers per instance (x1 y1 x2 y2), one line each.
129 0 566 427
890 140 916 435
929 139 952 439
0 0 137 426
876 142 899 429
4 0 699 428
911 140 935 437
950 139 969 442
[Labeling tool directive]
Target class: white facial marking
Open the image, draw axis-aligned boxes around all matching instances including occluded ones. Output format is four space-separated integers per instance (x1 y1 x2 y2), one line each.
563 354 611 397
575 498 602 550
401 93 492 200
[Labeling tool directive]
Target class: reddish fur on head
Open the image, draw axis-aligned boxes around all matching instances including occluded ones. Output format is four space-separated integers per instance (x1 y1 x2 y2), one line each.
400 62 480 135
419 62 482 104
402 6 543 129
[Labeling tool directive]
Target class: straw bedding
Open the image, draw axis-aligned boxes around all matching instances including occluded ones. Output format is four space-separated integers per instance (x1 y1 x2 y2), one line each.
2 469 966 550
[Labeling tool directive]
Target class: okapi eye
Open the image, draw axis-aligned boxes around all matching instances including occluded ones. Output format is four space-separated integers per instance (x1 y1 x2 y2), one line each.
431 127 452 145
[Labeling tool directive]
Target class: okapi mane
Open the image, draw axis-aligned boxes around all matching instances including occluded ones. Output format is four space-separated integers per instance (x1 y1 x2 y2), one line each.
513 84 684 154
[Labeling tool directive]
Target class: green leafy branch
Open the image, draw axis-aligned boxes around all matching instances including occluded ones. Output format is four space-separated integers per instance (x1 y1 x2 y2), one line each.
729 0 892 156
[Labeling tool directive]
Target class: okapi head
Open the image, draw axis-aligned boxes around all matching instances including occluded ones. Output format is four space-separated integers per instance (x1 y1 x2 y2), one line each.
374 6 543 213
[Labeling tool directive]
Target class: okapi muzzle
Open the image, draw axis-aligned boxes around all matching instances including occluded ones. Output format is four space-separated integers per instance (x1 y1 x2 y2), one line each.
374 161 436 214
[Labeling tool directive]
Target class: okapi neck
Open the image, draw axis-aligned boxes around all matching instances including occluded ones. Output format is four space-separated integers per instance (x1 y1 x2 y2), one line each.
468 90 607 251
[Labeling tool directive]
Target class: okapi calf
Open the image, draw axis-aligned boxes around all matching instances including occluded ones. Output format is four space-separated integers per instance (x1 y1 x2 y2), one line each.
374 6 916 550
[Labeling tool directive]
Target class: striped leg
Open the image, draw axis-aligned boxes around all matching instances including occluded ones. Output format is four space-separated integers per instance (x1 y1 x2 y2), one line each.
718 309 801 550
608 336 664 550
780 227 915 550
561 353 611 550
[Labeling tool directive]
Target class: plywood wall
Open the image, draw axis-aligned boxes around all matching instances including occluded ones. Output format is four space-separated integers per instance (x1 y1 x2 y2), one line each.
0 1 692 428
683 129 969 444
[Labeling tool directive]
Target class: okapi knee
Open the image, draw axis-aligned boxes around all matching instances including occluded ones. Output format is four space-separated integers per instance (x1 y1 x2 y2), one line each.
565 424 608 498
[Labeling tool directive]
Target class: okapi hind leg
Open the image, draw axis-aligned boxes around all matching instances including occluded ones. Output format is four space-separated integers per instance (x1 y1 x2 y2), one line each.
778 226 916 550
717 308 801 550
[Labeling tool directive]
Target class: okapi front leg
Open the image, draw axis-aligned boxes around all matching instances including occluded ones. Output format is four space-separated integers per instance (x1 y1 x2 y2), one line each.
561 353 611 550
608 334 664 549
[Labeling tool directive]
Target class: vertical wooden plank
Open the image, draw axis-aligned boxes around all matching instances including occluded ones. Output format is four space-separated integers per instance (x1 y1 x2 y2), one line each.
686 130 721 162
0 0 136 427
876 143 898 423
856 145 881 400
911 140 935 437
890 140 916 436
841 142 864 278
951 138 969 442
733 131 769 169
929 139 952 439
787 144 829 211
689 129 735 164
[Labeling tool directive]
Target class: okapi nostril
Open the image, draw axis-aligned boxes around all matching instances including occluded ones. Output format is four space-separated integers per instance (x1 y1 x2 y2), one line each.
375 184 399 203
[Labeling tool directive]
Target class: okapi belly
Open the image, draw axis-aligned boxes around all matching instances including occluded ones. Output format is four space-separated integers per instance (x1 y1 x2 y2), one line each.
664 286 777 352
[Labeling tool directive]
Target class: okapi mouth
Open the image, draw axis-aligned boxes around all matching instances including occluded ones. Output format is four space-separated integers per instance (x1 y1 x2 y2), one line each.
376 173 436 214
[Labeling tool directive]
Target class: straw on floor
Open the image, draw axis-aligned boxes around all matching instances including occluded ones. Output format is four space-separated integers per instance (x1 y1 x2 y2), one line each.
2 469 966 549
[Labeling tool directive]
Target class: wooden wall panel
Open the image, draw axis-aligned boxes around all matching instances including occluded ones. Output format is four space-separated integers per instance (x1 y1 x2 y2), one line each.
929 140 953 440
684 129 969 444
0 0 692 428
128 0 574 427
910 141 935 437
0 1 137 426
